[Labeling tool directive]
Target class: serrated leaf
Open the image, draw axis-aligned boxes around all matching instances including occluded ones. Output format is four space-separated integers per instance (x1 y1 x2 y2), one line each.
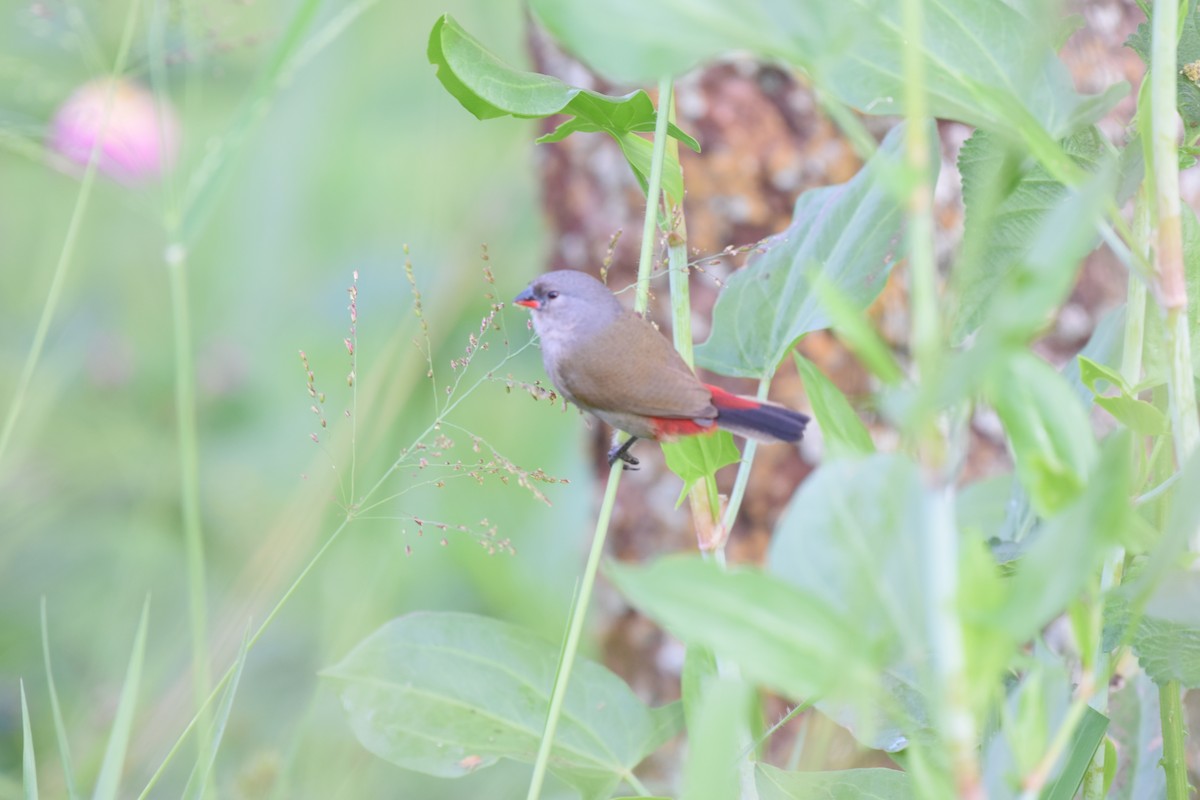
324 612 681 799
755 763 913 800
606 556 876 704
955 128 1110 340
1129 571 1200 687
530 0 1124 143
1126 0 1200 132
696 123 926 379
794 354 874 458
428 14 697 202
984 353 1099 517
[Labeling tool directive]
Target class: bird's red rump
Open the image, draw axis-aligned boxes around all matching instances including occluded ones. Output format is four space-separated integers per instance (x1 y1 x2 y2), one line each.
649 416 717 439
705 384 761 410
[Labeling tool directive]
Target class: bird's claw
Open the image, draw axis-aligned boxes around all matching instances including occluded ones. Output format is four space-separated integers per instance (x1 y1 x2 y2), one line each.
606 441 640 469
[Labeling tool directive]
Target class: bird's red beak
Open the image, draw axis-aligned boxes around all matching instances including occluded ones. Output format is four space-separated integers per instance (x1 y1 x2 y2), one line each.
513 288 539 309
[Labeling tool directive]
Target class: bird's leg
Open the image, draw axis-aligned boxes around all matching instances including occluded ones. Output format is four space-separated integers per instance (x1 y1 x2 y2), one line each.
607 435 640 470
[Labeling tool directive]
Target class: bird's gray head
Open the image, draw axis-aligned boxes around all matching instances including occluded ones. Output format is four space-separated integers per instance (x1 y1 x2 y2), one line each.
513 270 624 345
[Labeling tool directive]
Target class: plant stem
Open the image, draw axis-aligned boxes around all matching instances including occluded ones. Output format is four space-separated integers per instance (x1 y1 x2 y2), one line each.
1149 0 1198 795
524 459 623 800
0 0 141 468
525 77 675 800
900 0 977 793
1084 192 1151 799
165 242 213 757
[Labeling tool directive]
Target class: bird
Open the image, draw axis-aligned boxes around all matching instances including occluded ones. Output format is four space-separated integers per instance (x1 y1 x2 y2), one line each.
513 270 809 467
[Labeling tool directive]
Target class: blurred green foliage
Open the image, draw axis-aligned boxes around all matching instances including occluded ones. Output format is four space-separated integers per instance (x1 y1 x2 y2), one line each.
0 0 595 796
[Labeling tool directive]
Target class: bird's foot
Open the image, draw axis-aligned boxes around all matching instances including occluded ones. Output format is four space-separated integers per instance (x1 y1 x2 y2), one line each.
607 437 640 470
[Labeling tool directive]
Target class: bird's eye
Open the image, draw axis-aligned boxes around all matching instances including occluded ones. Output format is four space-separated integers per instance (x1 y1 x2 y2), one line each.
546 290 560 300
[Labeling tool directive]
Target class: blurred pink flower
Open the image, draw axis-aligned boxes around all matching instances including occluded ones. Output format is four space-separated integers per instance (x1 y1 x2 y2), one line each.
49 77 179 183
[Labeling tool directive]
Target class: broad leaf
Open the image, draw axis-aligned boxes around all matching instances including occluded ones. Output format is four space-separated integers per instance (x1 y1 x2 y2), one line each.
606 557 876 703
768 454 935 750
324 612 681 799
954 127 1107 339
794 354 874 458
756 764 913 800
696 124 925 379
680 645 718 736
983 353 1099 517
428 15 698 202
662 432 740 510
530 0 1124 143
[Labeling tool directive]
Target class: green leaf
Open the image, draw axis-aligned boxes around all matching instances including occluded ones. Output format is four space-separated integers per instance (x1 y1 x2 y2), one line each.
696 123 928 379
1040 707 1109 800
794 354 874 458
661 431 740 509
1078 356 1169 435
955 128 1110 341
605 556 876 703
769 454 924 645
93 598 149 800
427 14 698 202
995 431 1130 642
680 645 718 736
529 0 1124 143
680 679 752 800
324 611 681 799
21 680 36 800
181 627 251 800
1128 571 1200 687
813 278 904 385
1126 0 1200 134
767 454 935 750
1107 671 1166 800
984 353 1099 517
40 599 77 800
755 763 914 799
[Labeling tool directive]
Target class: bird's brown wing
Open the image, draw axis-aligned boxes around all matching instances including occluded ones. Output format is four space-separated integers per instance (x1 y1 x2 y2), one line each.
555 312 716 419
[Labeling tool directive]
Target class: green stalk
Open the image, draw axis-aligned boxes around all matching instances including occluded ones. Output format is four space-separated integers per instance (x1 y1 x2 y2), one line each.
1149 0 1198 795
1085 193 1150 800
525 77 674 800
0 0 141 467
165 242 213 751
900 0 976 793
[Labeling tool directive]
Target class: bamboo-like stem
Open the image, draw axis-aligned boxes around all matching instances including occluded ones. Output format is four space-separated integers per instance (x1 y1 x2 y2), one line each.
525 77 675 800
1149 0 1196 795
